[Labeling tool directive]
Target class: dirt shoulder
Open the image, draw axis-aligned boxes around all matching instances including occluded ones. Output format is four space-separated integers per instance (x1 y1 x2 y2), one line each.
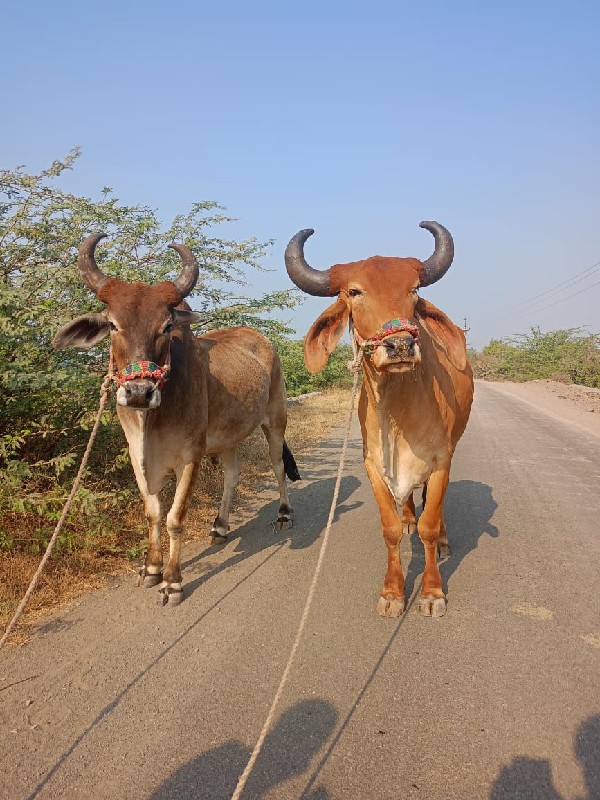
479 379 600 438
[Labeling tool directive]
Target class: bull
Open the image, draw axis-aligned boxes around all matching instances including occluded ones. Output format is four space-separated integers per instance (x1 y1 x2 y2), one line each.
53 235 300 606
285 221 473 617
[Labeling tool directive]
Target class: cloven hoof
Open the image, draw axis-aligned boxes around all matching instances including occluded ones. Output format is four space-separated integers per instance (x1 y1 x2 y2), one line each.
377 594 405 618
157 588 184 608
419 596 447 617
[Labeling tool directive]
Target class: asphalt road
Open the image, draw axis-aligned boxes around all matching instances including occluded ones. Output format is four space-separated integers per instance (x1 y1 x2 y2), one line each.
1 380 599 800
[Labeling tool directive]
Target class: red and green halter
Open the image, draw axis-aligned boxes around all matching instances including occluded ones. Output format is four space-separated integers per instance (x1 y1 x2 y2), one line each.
355 318 420 357
110 351 171 391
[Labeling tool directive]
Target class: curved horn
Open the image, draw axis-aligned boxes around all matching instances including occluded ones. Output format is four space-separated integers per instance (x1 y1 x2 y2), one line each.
418 221 454 287
284 229 331 297
168 244 199 299
78 233 109 294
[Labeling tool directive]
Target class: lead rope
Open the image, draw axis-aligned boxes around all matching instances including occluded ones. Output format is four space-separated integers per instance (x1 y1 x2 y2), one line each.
0 362 114 650
231 347 364 800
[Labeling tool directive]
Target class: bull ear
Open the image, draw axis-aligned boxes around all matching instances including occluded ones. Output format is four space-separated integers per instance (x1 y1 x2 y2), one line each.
304 297 350 374
52 314 111 350
416 298 467 371
173 309 205 327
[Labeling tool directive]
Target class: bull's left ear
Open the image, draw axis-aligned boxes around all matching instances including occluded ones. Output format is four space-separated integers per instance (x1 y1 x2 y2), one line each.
416 298 468 371
304 297 350 374
52 314 111 350
173 309 205 326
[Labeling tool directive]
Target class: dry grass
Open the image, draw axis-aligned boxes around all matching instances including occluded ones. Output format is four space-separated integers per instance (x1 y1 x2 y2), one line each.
0 388 351 641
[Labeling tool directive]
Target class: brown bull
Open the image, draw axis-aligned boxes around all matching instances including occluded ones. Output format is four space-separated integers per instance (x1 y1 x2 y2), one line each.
54 235 300 606
285 221 473 617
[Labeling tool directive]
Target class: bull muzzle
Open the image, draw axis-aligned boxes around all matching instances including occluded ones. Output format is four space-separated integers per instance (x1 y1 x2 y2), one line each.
113 358 170 409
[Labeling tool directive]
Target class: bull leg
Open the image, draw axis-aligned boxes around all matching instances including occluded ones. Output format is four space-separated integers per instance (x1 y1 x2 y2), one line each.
209 448 239 545
261 424 293 531
364 455 405 618
158 461 199 607
130 457 163 588
401 494 417 536
417 468 449 617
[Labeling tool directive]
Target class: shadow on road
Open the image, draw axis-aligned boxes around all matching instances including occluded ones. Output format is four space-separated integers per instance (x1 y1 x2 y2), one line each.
182 473 362 599
489 715 600 799
404 479 498 600
147 699 337 800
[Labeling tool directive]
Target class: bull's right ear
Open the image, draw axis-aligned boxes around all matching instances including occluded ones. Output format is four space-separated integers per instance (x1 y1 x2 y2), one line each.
52 314 111 350
304 297 350 374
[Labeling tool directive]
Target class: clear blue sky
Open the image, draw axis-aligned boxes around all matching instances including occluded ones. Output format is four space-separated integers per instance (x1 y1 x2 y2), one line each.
3 0 599 348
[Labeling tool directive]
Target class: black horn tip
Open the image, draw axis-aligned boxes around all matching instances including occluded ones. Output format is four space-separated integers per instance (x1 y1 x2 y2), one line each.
80 232 108 249
288 228 315 247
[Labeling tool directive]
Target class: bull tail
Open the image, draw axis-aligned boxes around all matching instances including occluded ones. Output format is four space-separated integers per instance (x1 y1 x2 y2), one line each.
283 441 301 482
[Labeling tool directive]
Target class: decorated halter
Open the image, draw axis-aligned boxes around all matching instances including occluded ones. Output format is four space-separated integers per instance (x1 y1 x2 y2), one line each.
110 350 171 391
354 318 420 358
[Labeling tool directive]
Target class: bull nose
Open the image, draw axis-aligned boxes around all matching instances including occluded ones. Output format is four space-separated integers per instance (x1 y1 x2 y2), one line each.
384 335 416 357
124 379 158 408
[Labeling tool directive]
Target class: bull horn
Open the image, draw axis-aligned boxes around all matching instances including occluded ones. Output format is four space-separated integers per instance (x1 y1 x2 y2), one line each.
284 229 331 297
168 244 199 298
78 233 109 294
418 221 454 287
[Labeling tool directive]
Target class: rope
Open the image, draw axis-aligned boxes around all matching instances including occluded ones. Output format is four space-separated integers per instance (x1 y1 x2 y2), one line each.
231 350 363 800
0 370 113 650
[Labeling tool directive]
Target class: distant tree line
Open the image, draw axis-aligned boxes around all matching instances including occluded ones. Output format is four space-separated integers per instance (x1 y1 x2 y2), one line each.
470 327 600 387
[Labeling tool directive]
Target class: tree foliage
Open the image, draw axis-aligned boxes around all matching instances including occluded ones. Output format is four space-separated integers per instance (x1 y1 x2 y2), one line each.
472 327 600 387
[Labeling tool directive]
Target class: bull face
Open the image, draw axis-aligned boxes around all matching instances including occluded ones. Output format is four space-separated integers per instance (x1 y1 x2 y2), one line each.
284 221 456 375
53 236 203 409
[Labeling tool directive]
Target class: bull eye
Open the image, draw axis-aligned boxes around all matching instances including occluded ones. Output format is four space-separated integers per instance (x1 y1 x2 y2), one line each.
411 287 419 296
348 288 362 298
163 322 174 334
108 321 118 332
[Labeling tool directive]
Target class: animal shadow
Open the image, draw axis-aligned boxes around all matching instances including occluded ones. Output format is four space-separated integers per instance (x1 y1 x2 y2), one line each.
181 474 362 599
147 699 337 800
404 479 498 599
489 715 600 799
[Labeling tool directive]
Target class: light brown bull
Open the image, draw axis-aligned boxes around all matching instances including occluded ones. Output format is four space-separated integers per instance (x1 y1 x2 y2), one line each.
54 235 300 606
285 221 473 617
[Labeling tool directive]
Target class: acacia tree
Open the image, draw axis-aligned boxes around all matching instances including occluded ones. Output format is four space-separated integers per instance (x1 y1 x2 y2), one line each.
0 149 299 549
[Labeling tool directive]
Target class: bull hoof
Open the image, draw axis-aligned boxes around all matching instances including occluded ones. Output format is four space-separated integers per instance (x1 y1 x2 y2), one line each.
419 596 447 618
137 569 163 588
402 521 417 536
377 594 405 618
273 515 293 532
438 543 450 560
210 532 228 545
157 588 184 607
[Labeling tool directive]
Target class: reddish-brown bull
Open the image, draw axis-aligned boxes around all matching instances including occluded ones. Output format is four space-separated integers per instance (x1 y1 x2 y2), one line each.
285 221 473 617
54 235 300 606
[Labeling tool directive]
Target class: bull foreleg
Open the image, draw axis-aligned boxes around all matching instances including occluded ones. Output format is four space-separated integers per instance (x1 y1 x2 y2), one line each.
210 448 239 544
417 468 449 617
130 458 163 588
158 461 199 607
364 456 406 618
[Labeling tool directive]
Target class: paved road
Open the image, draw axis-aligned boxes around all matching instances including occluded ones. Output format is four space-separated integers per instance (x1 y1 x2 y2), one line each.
1 380 599 800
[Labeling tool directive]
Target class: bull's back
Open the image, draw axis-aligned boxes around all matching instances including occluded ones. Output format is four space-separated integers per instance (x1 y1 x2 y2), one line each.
197 327 280 453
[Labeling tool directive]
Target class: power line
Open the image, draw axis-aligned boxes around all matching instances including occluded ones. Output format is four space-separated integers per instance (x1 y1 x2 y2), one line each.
520 277 600 316
475 257 600 323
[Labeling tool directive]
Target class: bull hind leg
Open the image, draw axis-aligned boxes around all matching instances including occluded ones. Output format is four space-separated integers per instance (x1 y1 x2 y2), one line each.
261 424 295 531
209 447 240 545
158 461 200 607
421 481 448 558
417 468 450 617
401 494 417 536
130 458 163 588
